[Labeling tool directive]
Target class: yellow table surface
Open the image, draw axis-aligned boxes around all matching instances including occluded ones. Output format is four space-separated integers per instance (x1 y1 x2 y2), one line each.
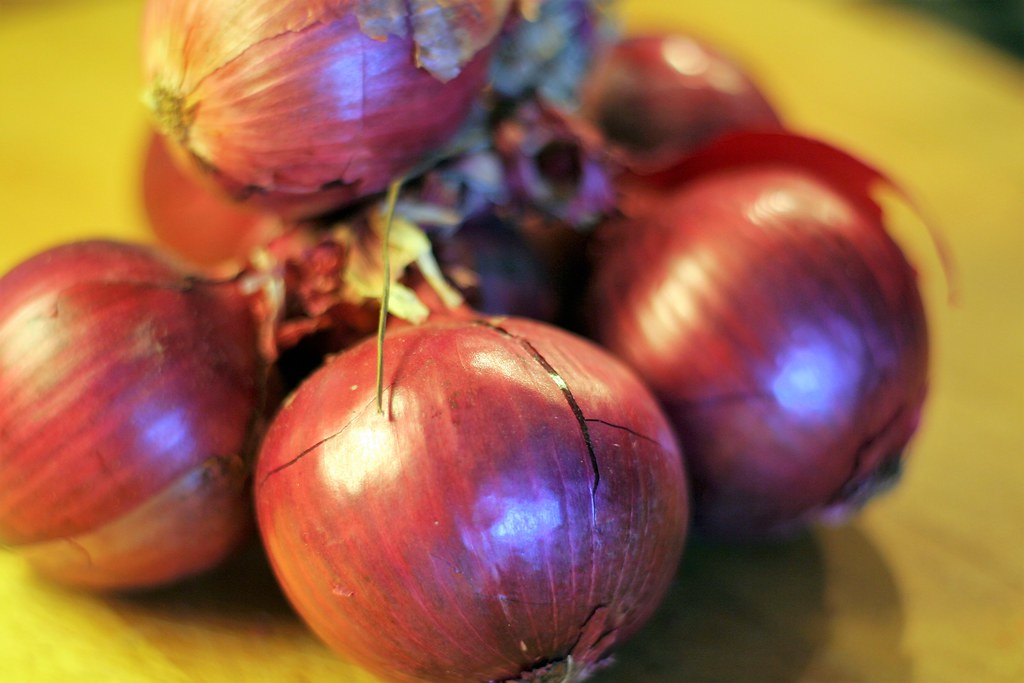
1 1 1022 681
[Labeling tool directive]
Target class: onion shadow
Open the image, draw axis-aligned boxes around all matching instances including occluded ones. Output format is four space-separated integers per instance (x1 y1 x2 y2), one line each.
597 523 908 683
808 523 912 682
596 530 828 683
105 535 298 628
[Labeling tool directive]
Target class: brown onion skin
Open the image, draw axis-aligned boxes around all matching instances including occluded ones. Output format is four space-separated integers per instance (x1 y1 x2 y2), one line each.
580 33 783 171
141 132 278 270
0 241 267 589
142 0 501 219
255 317 689 682
586 152 929 540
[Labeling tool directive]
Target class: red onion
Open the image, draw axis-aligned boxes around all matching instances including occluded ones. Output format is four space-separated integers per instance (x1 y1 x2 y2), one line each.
141 0 510 219
141 131 280 269
580 33 783 171
586 133 930 540
254 316 689 682
0 241 268 589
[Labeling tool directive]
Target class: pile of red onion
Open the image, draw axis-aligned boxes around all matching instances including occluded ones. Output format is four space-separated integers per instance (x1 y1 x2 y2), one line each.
1 1 933 680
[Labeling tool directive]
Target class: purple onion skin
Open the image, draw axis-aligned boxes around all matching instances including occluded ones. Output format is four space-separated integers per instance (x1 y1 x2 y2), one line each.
143 4 498 220
587 166 929 541
0 240 266 589
255 317 689 683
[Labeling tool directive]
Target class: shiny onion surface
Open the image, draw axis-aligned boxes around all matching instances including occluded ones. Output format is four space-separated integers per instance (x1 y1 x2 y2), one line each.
255 317 689 682
141 0 508 218
588 135 929 539
0 240 266 588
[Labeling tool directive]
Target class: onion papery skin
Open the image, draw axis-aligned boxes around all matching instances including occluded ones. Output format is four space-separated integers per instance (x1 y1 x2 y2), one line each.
141 0 506 219
142 132 280 270
255 317 689 682
0 241 266 589
580 33 783 172
586 165 929 541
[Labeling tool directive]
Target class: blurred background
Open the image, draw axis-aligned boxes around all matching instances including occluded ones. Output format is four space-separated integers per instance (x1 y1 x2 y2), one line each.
878 0 1024 58
2 0 1023 59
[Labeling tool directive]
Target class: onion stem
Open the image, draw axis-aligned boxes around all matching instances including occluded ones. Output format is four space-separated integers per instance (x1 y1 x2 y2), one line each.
376 179 403 415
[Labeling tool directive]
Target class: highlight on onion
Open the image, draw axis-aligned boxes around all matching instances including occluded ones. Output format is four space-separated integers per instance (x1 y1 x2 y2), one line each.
254 316 689 682
586 132 930 541
580 32 783 171
140 0 511 219
0 240 269 589
141 131 281 270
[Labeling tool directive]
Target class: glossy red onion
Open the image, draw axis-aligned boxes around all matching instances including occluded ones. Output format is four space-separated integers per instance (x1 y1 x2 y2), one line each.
141 131 280 269
581 33 783 170
0 240 268 588
586 134 929 540
255 317 689 682
141 0 509 219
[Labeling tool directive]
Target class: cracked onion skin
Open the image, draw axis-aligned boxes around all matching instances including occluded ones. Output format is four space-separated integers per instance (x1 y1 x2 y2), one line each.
0 241 267 589
254 317 689 683
586 138 929 541
141 0 507 219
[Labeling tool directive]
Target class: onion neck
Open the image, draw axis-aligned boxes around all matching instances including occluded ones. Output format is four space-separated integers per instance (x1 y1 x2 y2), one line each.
145 83 194 147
